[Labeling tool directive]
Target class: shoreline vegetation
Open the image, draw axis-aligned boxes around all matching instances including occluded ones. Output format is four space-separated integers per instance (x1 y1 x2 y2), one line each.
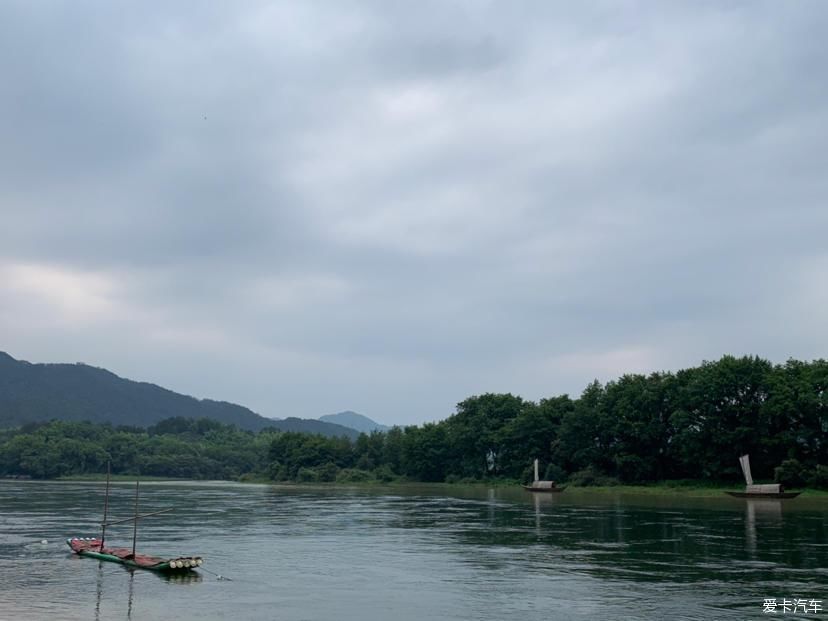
1 355 826 492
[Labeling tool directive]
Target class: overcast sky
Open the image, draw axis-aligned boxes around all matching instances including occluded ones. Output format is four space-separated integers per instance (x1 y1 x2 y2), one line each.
1 2 826 425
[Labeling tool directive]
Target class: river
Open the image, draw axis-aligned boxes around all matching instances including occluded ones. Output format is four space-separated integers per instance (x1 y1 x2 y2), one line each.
0 480 825 620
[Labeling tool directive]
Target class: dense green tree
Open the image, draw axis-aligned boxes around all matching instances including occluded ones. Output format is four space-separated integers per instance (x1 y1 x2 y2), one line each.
670 356 773 479
443 393 526 478
382 426 404 473
602 373 673 482
762 359 828 467
552 380 608 474
353 431 385 470
497 396 572 478
400 423 449 481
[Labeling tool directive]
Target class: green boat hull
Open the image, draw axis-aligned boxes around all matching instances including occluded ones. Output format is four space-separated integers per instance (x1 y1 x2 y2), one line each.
74 548 173 572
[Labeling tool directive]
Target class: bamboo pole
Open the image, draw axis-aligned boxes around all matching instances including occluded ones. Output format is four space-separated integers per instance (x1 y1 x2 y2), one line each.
131 481 140 557
101 508 174 527
99 462 111 551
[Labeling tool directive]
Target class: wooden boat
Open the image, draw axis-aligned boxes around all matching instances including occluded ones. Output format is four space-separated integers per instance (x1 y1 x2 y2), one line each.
724 491 800 499
67 464 204 573
66 537 203 572
522 482 566 493
724 455 801 499
523 459 566 493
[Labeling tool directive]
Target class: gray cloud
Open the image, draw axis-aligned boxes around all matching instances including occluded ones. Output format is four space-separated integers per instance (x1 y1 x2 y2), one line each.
1 1 827 424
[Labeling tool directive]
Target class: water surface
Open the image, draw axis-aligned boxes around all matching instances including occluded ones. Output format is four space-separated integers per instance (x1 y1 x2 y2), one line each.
0 481 825 620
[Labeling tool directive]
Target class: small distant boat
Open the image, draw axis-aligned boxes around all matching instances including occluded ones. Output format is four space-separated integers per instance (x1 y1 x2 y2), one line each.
724 455 801 499
522 459 566 493
66 464 204 573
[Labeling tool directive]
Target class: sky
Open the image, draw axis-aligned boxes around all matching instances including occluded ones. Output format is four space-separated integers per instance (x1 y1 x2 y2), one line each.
1 1 827 426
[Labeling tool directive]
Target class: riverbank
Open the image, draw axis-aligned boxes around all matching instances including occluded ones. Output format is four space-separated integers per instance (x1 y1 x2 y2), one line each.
55 474 183 482
256 477 828 497
561 483 828 498
46 474 828 497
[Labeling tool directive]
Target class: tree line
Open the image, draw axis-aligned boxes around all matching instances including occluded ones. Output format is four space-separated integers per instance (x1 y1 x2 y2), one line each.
0 355 826 487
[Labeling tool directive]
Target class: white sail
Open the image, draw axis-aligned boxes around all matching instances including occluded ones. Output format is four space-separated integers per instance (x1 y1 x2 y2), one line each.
739 454 753 486
534 459 539 482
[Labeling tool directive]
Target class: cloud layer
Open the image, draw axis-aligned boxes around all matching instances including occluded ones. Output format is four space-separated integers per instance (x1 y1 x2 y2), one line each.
2 1 827 424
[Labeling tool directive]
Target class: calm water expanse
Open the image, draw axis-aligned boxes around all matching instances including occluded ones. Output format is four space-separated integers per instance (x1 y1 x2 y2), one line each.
0 481 825 620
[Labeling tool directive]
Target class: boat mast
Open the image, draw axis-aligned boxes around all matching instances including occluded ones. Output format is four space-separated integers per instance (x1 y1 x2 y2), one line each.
131 481 140 557
100 461 111 551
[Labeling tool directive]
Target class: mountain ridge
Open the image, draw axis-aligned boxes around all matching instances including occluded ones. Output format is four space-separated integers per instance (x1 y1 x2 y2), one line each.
0 351 359 439
319 410 390 433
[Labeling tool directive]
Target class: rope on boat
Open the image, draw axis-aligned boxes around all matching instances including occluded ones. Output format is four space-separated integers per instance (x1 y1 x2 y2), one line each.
199 566 233 581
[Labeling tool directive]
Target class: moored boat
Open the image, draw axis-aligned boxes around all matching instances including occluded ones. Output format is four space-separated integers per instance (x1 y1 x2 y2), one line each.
66 537 203 572
724 491 800 499
522 481 566 493
724 455 801 499
67 463 204 573
523 459 566 493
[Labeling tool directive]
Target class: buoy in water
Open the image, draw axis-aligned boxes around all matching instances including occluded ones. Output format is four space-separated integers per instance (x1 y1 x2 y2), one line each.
41 540 48 545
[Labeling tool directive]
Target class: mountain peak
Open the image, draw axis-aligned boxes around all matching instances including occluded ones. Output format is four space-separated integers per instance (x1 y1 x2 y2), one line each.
0 351 19 365
318 411 390 433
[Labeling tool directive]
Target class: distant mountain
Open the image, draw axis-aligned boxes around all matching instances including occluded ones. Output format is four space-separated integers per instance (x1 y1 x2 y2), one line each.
319 410 390 433
271 416 359 439
0 352 358 439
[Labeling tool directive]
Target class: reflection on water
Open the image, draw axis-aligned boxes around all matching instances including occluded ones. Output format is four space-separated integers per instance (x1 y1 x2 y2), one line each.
90 563 203 621
126 569 134 620
0 480 825 621
746 500 783 556
94 563 103 621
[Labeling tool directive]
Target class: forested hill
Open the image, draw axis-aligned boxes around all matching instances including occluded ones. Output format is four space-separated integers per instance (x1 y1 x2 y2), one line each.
0 352 357 438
